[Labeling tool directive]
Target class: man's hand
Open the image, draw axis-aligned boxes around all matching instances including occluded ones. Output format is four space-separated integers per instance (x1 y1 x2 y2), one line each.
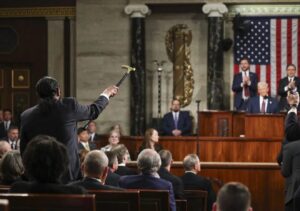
103 85 119 97
288 81 296 90
287 91 299 107
172 129 182 136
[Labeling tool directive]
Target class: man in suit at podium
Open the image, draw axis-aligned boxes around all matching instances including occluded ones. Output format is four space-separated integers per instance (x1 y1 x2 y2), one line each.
232 58 258 111
247 82 279 114
162 99 192 136
278 64 300 111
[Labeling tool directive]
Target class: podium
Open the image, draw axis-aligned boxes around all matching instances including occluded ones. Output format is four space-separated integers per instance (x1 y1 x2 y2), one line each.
244 114 284 138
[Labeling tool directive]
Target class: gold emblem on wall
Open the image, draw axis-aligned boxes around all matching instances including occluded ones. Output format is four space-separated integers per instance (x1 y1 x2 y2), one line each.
165 24 194 107
12 68 30 88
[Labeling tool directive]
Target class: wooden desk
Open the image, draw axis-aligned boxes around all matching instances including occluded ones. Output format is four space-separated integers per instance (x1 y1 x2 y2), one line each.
114 136 282 162
198 111 286 138
245 114 284 138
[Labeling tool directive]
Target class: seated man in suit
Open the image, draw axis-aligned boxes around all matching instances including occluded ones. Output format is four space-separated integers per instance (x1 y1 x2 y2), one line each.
77 127 97 152
278 64 300 111
113 144 136 176
162 99 192 136
10 135 85 193
0 109 14 139
181 154 216 211
3 125 20 151
87 121 102 142
212 182 252 211
247 82 279 113
158 150 184 199
71 150 122 190
232 57 258 111
119 149 176 211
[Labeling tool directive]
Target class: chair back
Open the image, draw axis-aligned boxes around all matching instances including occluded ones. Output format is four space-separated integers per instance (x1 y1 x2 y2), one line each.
184 190 208 211
0 193 95 211
176 199 187 211
140 190 169 211
88 190 140 211
0 199 9 211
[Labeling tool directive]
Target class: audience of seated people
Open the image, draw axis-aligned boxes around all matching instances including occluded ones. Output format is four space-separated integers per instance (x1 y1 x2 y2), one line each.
3 126 20 151
112 144 136 176
77 127 96 153
212 182 252 211
105 151 121 187
138 128 163 155
181 154 216 211
70 150 123 190
0 141 11 159
0 150 24 185
158 150 184 199
10 135 86 194
101 130 120 152
119 149 176 211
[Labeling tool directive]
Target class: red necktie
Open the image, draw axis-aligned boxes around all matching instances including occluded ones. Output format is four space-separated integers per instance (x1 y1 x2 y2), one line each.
261 100 266 113
244 85 250 97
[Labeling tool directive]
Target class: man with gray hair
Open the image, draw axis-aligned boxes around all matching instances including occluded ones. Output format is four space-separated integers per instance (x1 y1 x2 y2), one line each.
0 140 11 158
181 154 216 211
119 149 176 211
212 182 252 211
158 150 184 199
247 81 279 113
71 150 122 190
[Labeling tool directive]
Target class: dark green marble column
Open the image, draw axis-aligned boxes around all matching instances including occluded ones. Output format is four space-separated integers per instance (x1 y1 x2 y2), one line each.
130 17 146 136
207 17 225 110
125 5 150 135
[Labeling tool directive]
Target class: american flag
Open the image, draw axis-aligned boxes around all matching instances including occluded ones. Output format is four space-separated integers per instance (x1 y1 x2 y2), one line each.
234 17 300 97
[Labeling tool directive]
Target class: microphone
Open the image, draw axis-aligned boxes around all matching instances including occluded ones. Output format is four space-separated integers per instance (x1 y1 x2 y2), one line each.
263 95 268 100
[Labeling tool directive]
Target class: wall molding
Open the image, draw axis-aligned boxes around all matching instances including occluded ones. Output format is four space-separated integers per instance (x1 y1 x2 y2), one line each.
0 7 75 18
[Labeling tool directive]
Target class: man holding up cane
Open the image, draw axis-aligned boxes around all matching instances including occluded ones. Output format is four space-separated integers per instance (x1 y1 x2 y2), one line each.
20 76 118 183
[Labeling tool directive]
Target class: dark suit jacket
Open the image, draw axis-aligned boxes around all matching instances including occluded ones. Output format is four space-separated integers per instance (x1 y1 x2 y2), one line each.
70 177 123 191
247 96 279 114
158 168 184 199
232 71 258 110
20 96 109 183
278 76 300 111
181 172 216 211
281 140 300 204
162 111 192 136
10 181 86 194
105 169 120 187
294 185 300 210
115 166 136 176
0 121 16 139
285 112 300 142
119 174 176 211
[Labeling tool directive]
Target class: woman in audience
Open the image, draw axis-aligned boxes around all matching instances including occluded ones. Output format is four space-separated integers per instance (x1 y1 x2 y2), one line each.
0 150 24 185
138 128 163 155
10 135 85 193
101 130 120 152
110 124 123 137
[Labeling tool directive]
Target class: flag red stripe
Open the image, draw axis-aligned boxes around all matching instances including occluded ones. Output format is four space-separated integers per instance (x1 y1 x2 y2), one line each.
266 64 271 95
287 19 292 65
234 64 239 74
255 65 261 82
276 19 282 93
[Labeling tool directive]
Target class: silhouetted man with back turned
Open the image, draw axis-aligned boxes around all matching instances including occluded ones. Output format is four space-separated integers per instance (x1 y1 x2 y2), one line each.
20 76 118 183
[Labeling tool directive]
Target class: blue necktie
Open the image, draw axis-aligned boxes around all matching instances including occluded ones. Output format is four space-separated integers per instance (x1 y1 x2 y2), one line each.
174 113 178 129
